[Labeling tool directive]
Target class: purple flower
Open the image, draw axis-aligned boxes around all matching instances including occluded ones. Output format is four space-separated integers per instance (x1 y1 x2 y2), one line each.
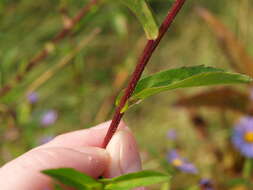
167 150 198 174
27 92 38 104
199 179 214 190
38 135 54 145
40 110 58 126
232 117 253 158
167 129 177 140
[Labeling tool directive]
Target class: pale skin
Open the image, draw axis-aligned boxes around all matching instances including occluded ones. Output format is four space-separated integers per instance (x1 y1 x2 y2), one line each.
0 121 145 190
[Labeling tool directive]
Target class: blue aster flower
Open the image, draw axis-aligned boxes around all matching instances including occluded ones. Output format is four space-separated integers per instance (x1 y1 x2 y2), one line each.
27 92 38 104
38 135 54 145
167 150 198 174
199 179 214 190
232 117 253 158
40 110 58 126
167 129 177 140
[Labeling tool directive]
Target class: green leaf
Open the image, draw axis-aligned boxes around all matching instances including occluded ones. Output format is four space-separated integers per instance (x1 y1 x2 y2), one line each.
54 184 64 190
160 182 170 190
42 168 103 190
99 170 170 190
116 65 252 111
186 186 201 190
226 178 253 188
119 0 158 39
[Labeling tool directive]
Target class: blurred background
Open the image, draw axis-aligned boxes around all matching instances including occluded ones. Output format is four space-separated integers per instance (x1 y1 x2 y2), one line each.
0 0 253 189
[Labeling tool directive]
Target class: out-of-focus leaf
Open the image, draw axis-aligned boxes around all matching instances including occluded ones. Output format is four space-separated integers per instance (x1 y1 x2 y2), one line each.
54 184 64 190
160 182 170 190
116 65 252 111
175 87 252 114
17 102 31 125
112 11 128 37
226 178 253 188
119 0 158 39
196 7 253 77
186 186 200 190
42 168 102 190
100 170 170 190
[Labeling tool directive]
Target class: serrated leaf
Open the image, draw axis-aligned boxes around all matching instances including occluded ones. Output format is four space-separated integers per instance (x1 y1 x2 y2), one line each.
42 168 102 190
99 170 170 190
116 65 252 111
119 0 158 39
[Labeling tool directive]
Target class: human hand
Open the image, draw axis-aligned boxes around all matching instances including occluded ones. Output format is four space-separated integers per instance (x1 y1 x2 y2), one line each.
0 121 144 190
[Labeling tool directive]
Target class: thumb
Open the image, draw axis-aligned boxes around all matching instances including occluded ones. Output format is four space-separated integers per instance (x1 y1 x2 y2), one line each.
104 128 142 178
104 128 146 190
0 146 109 190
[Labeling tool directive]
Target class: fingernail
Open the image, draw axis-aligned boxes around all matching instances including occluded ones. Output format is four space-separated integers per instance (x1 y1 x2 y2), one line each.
105 129 142 177
118 131 142 174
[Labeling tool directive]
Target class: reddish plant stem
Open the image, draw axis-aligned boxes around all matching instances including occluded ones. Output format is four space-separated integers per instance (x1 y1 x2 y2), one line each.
0 0 99 97
102 0 187 148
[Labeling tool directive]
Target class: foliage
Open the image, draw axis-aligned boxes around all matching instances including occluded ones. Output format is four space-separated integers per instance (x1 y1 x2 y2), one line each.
43 168 170 190
0 0 253 190
119 0 159 39
117 65 251 112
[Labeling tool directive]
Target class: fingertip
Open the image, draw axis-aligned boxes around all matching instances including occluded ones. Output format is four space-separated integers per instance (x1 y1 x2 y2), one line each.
104 128 142 178
71 146 110 168
118 120 127 129
89 120 126 130
42 120 127 148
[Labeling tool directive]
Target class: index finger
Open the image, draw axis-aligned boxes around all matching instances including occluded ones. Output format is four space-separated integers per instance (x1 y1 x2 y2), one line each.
40 120 126 149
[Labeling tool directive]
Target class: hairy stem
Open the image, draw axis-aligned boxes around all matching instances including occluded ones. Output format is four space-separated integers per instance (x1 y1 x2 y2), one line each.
0 0 100 98
102 0 187 148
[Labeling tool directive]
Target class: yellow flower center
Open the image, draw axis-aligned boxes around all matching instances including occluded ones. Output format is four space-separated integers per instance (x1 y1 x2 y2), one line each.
172 159 183 167
244 132 253 143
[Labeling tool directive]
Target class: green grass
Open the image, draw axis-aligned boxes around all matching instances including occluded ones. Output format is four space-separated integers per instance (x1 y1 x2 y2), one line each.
0 0 253 189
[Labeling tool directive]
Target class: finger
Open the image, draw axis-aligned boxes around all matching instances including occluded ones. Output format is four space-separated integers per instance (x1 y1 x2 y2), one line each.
41 120 126 148
104 128 142 178
104 129 146 190
0 147 109 190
